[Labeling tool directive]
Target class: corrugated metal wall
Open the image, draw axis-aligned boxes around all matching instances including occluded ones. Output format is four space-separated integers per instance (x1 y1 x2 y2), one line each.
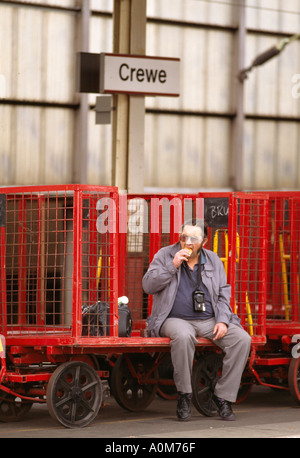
244 0 300 189
144 0 300 190
0 0 299 190
88 1 113 185
0 1 77 184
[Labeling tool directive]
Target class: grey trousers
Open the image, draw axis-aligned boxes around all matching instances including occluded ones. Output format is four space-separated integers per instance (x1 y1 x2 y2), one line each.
160 317 252 403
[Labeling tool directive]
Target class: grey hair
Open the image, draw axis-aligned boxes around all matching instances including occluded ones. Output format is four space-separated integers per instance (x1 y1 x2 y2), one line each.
180 218 207 238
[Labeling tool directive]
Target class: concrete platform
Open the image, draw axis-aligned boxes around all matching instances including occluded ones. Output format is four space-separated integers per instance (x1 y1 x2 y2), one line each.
1 385 300 439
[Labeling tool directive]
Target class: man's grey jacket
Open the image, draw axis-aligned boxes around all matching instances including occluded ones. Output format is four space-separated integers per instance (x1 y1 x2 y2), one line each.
142 242 242 337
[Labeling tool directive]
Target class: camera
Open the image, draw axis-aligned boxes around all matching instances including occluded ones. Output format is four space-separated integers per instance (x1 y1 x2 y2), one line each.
192 290 206 312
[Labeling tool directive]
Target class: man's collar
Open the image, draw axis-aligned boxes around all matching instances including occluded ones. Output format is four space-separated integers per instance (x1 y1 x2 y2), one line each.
200 249 207 265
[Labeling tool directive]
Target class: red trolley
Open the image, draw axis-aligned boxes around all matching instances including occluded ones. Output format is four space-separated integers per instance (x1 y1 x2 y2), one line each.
0 185 299 427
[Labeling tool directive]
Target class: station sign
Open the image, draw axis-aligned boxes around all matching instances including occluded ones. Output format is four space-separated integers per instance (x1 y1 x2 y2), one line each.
99 53 180 96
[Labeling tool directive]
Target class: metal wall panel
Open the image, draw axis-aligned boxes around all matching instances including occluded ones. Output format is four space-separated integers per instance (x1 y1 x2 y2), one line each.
90 0 113 12
0 0 299 190
244 120 300 189
0 5 76 103
144 1 300 191
146 24 234 113
0 2 76 185
43 11 76 102
0 6 14 99
147 0 234 27
42 108 74 184
11 0 77 6
246 0 300 33
144 17 233 190
242 0 300 191
245 34 300 116
86 14 113 184
87 111 112 185
88 14 113 107
0 105 73 185
89 13 113 53
144 114 231 189
0 105 12 183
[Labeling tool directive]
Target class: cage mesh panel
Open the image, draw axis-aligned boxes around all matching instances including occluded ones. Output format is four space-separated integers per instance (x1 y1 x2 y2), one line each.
81 191 118 337
125 196 178 327
233 197 267 337
4 191 74 334
1 189 299 341
1 187 118 338
266 196 300 322
124 194 270 339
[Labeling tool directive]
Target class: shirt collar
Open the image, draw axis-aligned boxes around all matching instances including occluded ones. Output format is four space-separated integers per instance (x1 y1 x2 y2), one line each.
200 249 207 265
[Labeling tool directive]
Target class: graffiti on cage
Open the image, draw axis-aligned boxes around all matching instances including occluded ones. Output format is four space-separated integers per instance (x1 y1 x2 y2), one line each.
203 197 229 228
291 335 300 359
291 74 300 99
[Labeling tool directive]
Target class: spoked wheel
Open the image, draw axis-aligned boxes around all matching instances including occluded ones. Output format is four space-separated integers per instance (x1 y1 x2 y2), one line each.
110 353 158 411
192 353 223 417
0 391 33 422
288 357 300 405
46 361 102 428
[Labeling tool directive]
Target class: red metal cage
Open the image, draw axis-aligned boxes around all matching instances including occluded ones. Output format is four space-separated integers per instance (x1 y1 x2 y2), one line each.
0 185 120 343
0 185 299 427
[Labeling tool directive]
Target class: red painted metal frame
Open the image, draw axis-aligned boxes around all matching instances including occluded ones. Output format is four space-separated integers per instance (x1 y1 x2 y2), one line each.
120 191 269 344
0 227 6 333
0 184 120 348
265 192 300 336
1 186 300 404
228 193 268 343
1 188 299 347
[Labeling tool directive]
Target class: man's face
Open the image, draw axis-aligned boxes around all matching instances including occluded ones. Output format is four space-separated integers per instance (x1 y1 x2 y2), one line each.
179 225 207 258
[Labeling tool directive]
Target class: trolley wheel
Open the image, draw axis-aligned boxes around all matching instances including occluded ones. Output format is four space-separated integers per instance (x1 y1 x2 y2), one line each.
0 392 33 422
288 357 300 405
191 353 223 417
110 353 158 411
46 361 102 428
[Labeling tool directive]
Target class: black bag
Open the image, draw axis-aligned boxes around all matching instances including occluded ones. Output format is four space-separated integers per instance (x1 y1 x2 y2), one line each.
82 301 132 337
118 302 133 337
82 301 109 336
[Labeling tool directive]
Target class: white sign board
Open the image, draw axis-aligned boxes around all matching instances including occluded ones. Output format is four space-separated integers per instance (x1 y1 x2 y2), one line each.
100 53 180 96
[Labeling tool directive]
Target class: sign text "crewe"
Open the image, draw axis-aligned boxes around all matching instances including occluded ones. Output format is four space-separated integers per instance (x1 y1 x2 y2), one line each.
100 53 180 96
119 63 167 84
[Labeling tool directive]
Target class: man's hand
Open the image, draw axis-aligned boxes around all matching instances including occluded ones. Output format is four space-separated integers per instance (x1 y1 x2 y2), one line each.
173 249 191 269
213 322 228 340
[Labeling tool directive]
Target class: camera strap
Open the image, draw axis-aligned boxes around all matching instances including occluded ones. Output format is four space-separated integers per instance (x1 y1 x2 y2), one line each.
182 258 203 289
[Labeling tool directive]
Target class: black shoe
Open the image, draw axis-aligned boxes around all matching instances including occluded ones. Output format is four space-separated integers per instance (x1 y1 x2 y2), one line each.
212 394 236 421
176 392 192 421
